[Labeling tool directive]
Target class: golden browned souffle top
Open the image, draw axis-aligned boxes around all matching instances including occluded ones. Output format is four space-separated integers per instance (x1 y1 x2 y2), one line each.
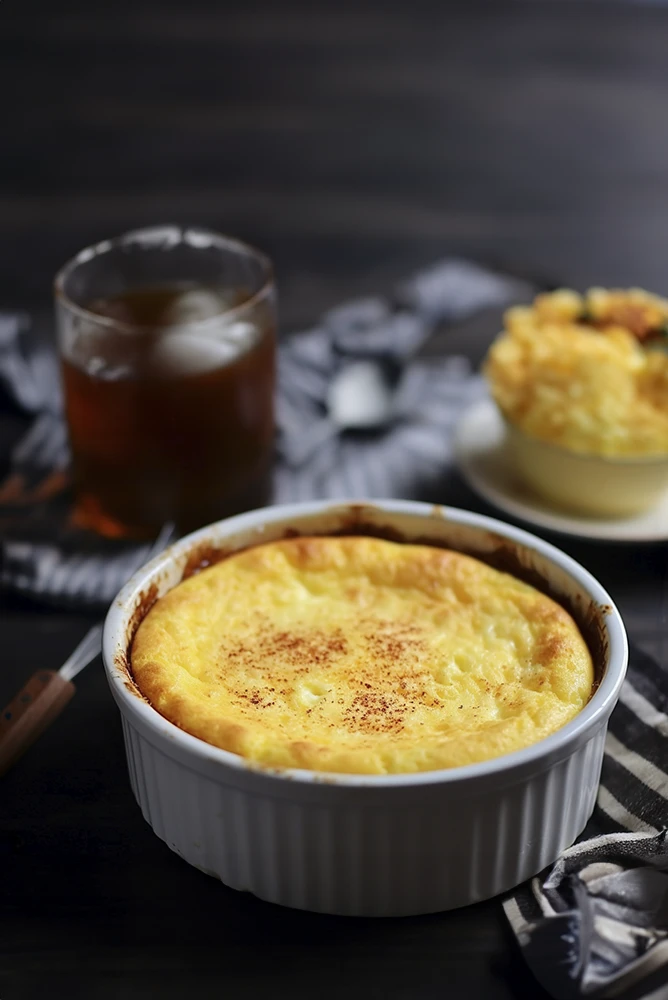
131 536 593 774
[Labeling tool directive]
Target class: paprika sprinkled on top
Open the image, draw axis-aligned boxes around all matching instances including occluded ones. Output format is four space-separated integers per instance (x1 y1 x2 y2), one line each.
131 536 593 774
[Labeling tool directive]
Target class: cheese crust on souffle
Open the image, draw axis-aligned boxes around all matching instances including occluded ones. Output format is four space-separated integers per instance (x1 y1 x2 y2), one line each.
130 536 594 775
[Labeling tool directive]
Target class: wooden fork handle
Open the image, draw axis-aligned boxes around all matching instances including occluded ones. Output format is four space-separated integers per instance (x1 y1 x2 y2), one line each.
0 670 75 777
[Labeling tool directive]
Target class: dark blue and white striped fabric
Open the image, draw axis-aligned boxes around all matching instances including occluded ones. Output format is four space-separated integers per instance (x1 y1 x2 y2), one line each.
505 644 668 1000
273 258 527 502
275 338 485 505
0 258 525 608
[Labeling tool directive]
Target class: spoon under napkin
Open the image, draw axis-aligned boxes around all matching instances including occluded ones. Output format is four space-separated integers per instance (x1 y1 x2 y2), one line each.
284 359 399 466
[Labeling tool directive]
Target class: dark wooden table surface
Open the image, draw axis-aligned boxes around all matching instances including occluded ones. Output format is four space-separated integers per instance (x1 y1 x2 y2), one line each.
2 2 668 998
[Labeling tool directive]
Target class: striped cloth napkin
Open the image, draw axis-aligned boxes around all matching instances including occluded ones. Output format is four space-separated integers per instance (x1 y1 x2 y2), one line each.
0 258 526 607
506 644 668 1000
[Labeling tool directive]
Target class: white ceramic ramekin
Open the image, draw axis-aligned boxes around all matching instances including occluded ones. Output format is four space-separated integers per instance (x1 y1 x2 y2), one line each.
504 418 668 517
102 500 627 917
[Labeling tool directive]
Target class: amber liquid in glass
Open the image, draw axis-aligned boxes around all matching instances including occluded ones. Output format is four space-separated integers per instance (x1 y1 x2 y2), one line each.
61 285 275 538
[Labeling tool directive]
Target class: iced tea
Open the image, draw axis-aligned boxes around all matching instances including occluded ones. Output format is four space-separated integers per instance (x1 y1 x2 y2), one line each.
61 284 275 538
56 229 276 538
55 229 277 539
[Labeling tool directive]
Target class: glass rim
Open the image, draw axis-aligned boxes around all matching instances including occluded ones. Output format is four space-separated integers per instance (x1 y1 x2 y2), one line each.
53 225 275 335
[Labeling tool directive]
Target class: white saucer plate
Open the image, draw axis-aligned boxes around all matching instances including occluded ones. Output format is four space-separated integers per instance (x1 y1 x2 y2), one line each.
454 398 668 543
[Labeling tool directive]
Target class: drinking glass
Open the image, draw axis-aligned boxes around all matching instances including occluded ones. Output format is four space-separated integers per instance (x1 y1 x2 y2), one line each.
55 226 276 539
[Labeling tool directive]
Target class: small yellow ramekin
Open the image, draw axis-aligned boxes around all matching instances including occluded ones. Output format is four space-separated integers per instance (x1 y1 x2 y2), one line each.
504 419 668 517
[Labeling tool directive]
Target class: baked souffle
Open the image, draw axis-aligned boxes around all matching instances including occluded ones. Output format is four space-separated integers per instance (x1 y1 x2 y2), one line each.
485 287 668 457
131 536 594 774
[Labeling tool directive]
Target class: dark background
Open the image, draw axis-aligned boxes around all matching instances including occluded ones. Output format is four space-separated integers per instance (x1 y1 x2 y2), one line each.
4 0 668 330
3 3 668 999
